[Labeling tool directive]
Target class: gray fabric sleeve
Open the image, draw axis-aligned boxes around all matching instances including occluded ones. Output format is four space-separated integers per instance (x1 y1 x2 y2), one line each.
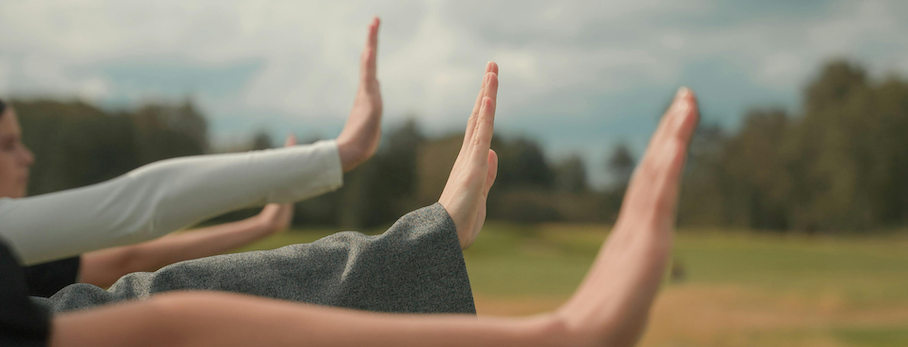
36 203 475 315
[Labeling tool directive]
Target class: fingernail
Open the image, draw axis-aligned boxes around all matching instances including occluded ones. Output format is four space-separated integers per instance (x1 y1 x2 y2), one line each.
674 87 689 101
669 87 691 117
671 96 692 135
673 103 690 129
675 95 690 113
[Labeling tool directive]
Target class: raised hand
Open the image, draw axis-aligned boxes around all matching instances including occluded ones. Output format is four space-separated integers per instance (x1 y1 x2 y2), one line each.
337 17 383 172
556 88 699 347
438 62 500 249
256 135 298 233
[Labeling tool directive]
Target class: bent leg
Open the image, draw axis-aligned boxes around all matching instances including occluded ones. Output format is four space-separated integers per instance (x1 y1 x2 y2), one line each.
39 203 475 314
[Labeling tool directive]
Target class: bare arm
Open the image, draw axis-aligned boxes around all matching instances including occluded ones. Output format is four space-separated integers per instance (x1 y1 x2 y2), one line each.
50 291 566 347
555 88 699 346
79 203 293 288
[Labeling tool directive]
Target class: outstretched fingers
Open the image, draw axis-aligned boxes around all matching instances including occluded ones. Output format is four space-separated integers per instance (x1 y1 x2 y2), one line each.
470 63 494 117
468 74 499 168
437 63 501 249
654 90 698 221
461 63 498 157
470 63 498 119
451 62 498 179
621 88 699 227
360 17 380 82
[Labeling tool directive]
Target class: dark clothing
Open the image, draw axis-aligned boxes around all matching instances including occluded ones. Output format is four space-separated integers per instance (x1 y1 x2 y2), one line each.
0 239 50 347
36 204 476 315
23 257 81 298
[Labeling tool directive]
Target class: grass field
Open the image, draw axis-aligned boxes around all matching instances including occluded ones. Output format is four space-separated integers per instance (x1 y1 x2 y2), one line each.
234 223 908 347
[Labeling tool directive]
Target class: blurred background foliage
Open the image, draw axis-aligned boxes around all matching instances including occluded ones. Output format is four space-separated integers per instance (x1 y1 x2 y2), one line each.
12 59 908 233
14 57 908 346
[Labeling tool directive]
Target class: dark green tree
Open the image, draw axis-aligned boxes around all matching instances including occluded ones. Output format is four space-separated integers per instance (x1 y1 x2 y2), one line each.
606 143 635 190
554 155 589 193
495 137 555 190
250 130 274 150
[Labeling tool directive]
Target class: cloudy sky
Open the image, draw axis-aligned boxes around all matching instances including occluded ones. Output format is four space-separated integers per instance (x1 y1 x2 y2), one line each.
2 0 908 186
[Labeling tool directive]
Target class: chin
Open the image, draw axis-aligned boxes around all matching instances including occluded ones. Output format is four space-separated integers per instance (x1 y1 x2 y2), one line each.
6 187 27 199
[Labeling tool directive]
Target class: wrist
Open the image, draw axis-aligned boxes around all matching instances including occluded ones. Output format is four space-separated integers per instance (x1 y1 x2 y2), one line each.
336 137 368 172
436 200 465 249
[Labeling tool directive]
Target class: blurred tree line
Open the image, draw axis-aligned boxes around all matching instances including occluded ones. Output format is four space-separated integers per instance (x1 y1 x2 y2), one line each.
11 96 619 229
679 59 908 232
15 99 207 196
278 120 621 228
12 59 908 232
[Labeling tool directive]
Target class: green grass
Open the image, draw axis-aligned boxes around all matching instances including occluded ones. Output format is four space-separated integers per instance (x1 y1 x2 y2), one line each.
671 231 908 308
236 224 908 302
234 223 908 346
834 327 908 347
460 222 603 297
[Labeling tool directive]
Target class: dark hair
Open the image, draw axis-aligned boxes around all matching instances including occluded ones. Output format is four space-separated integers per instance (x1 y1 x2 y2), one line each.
0 98 5 117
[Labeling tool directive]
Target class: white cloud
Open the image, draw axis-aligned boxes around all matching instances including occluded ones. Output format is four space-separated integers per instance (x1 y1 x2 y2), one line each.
3 0 908 184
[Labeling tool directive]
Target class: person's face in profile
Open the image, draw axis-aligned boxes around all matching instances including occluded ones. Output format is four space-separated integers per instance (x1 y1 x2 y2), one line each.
0 107 34 198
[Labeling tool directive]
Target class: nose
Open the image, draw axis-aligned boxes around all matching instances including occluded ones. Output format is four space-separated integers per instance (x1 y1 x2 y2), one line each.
19 144 34 166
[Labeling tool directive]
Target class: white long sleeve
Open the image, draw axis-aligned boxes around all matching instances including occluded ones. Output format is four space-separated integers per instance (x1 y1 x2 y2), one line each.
0 140 344 265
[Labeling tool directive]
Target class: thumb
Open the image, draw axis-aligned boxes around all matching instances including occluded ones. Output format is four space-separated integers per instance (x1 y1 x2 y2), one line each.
483 149 499 197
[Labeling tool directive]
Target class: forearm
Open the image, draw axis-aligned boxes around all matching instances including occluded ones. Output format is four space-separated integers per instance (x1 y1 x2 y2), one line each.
51 292 569 347
79 217 273 288
1 140 342 265
50 298 173 347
